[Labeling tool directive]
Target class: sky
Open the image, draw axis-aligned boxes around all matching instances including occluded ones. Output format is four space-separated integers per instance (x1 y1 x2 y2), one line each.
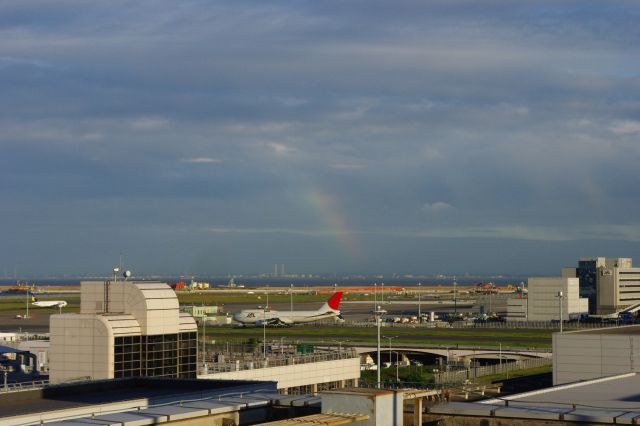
1 1 640 277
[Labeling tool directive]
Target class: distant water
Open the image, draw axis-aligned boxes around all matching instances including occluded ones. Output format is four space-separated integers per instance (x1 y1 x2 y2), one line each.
0 276 528 288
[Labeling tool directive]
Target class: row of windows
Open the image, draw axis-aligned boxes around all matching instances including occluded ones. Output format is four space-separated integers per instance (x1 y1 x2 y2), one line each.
114 332 197 379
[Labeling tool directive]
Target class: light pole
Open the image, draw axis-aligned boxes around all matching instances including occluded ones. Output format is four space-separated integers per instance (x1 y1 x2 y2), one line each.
374 283 377 311
201 304 206 368
374 305 385 388
263 287 269 360
381 282 385 304
395 351 399 382
453 277 458 316
263 306 267 359
383 335 398 382
418 282 422 320
557 291 564 333
290 283 294 313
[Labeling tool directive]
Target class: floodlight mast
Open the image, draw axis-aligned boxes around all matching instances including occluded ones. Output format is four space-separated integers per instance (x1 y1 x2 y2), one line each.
374 305 386 388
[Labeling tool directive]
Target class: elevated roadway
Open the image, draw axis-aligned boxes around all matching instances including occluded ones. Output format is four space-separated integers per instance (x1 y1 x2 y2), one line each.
322 343 551 361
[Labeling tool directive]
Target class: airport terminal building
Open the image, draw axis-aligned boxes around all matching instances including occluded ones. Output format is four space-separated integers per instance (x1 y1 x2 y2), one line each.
49 280 198 384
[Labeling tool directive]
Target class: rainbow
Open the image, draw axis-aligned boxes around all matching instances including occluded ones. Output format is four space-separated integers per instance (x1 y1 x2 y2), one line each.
305 188 362 259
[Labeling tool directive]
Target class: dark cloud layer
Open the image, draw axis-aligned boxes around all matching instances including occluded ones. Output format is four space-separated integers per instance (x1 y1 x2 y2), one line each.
1 1 640 275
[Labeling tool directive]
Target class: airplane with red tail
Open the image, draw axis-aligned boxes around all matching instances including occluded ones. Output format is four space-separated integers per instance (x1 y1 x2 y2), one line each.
232 292 344 327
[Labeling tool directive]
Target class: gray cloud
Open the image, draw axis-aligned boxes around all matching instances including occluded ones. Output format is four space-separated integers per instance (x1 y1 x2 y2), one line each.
1 1 640 275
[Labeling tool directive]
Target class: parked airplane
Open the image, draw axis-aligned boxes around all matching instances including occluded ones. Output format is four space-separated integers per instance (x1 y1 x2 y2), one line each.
30 292 67 308
232 291 344 326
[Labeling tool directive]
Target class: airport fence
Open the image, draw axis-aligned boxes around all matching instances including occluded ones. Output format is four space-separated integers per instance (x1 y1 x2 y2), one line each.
336 319 621 329
434 356 552 384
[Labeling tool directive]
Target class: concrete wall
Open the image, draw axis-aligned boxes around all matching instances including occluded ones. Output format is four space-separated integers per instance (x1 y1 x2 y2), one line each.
199 357 360 390
322 390 403 426
528 277 584 321
49 314 114 383
553 328 640 385
81 282 182 335
561 267 577 278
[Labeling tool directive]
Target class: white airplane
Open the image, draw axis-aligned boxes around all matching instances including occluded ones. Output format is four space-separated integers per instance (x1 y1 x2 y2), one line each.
30 292 67 308
233 292 344 326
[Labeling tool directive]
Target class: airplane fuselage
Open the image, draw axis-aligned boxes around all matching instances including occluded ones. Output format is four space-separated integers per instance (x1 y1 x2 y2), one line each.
232 291 343 326
232 309 339 326
32 301 67 308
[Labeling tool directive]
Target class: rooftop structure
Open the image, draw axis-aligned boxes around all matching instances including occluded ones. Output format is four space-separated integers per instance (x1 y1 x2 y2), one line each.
0 376 285 425
199 349 360 394
0 376 389 426
428 372 640 425
49 280 197 384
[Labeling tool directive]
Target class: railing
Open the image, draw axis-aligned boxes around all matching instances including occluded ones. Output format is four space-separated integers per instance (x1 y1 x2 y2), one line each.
202 349 358 374
1 379 49 393
434 357 552 384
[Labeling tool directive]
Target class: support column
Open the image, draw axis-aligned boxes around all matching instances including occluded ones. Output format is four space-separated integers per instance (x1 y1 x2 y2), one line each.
339 380 346 388
311 383 318 395
413 397 423 426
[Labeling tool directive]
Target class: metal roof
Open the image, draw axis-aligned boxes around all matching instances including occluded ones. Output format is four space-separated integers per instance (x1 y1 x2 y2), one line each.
429 373 640 424
35 392 322 426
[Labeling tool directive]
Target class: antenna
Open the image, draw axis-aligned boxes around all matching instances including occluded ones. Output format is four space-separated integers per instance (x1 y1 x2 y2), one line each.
104 266 120 313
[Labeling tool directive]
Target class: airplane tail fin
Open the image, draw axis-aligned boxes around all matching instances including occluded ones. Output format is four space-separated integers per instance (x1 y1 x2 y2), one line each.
29 291 37 302
320 291 343 312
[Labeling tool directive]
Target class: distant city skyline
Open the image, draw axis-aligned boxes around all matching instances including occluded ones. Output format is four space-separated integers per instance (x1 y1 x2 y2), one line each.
1 1 640 275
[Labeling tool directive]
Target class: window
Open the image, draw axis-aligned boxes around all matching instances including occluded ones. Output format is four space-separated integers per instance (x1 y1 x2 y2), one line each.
113 335 142 378
114 332 197 379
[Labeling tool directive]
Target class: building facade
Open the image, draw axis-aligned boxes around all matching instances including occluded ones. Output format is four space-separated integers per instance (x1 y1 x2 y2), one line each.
505 298 527 322
49 281 197 384
568 257 640 314
526 277 588 321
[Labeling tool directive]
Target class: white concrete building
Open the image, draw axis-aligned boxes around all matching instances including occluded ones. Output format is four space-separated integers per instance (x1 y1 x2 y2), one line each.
49 281 197 384
553 326 640 385
199 355 360 393
564 257 640 314
527 277 588 321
